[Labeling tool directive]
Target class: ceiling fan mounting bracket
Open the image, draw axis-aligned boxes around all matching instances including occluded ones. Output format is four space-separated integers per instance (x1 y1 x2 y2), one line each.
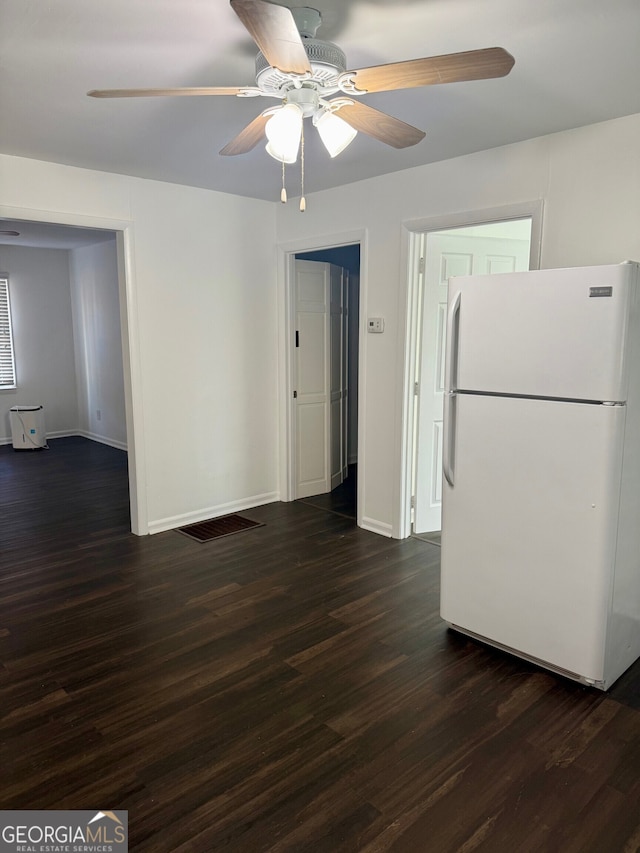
324 97 356 113
236 87 263 97
337 73 368 96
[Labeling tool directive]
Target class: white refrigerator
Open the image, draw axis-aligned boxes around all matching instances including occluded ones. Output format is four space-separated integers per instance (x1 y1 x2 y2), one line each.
440 261 640 690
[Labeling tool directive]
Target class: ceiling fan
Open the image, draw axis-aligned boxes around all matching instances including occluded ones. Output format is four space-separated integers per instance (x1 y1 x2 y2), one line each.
88 0 514 207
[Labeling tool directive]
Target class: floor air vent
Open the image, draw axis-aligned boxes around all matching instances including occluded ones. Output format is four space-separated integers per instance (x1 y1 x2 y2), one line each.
177 514 264 542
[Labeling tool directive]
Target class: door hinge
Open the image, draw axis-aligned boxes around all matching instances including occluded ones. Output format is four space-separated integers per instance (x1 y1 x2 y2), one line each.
293 390 297 399
418 257 425 275
414 382 419 396
295 330 300 348
411 495 415 508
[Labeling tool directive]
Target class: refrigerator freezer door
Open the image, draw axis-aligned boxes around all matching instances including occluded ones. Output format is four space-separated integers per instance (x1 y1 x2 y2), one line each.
450 263 636 402
441 394 625 683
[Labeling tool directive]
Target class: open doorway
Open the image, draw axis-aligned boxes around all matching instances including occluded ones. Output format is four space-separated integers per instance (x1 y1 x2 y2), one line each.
291 244 360 520
402 203 543 540
0 212 144 534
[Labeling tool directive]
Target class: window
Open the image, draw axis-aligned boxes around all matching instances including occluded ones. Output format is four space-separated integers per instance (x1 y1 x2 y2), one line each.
0 276 16 389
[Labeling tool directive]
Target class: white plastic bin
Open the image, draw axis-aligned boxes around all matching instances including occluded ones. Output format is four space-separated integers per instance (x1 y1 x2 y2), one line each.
9 405 47 450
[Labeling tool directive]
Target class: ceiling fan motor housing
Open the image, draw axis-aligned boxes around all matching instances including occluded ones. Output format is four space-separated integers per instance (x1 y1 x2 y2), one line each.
255 39 347 96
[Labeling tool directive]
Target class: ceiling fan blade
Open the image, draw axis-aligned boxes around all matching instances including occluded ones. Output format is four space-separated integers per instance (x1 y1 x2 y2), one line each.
332 101 425 149
220 112 271 155
230 0 311 75
87 87 250 98
344 47 515 94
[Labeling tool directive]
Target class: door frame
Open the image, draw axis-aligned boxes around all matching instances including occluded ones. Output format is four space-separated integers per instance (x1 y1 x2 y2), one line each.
399 201 544 539
0 203 147 535
277 228 367 527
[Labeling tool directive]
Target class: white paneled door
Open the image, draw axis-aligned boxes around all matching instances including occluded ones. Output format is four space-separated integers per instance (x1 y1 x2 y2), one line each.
330 264 349 490
413 228 531 534
294 260 348 499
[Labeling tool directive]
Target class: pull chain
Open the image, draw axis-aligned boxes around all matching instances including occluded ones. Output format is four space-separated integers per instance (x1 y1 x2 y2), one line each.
281 158 287 203
299 124 306 212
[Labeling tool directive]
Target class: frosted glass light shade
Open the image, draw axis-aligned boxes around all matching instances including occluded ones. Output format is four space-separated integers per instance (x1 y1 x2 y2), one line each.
265 104 303 164
315 110 357 158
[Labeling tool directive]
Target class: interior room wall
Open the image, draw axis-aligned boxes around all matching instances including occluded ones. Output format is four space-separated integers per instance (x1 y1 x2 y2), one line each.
69 238 127 450
0 245 79 443
0 155 279 534
3 113 638 537
276 112 640 537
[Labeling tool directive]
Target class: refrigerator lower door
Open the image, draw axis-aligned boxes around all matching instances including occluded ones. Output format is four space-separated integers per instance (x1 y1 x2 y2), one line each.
441 394 625 685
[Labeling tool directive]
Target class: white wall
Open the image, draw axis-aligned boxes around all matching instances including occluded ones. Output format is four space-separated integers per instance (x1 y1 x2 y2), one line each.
0 245 78 442
69 238 127 449
2 113 639 538
129 180 278 531
276 112 640 537
0 155 279 534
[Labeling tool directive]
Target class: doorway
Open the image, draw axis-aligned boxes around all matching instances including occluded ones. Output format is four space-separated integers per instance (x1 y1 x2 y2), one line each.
402 203 543 539
291 244 360 519
0 208 144 534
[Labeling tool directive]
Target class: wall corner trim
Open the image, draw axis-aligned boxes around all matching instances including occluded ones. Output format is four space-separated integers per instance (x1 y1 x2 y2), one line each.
360 516 393 538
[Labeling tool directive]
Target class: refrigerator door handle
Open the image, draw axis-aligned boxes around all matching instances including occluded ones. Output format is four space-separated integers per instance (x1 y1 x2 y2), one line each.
443 390 457 487
444 290 461 396
443 290 461 487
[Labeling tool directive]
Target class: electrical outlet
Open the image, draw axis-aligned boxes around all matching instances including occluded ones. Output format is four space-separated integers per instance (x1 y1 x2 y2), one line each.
96 409 101 421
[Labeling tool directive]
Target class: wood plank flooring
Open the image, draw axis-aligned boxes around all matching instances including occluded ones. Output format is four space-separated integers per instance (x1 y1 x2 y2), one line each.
297 464 357 519
2 437 640 851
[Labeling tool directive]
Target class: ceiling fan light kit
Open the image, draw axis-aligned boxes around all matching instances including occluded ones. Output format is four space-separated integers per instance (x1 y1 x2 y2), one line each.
314 109 358 158
88 0 515 210
265 103 304 163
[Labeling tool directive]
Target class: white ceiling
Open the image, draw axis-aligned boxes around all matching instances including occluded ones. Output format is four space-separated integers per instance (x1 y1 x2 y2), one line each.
1 0 639 204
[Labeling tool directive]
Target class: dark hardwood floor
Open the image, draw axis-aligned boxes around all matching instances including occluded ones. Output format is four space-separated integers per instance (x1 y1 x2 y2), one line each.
297 464 357 519
2 437 640 852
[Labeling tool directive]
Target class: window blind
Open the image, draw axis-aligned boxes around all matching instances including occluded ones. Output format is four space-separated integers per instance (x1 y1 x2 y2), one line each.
0 277 16 388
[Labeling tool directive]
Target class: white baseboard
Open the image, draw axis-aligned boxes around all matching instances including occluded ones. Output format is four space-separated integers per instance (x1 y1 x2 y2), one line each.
73 429 127 451
360 516 393 538
0 431 65 447
0 430 127 451
148 492 281 535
